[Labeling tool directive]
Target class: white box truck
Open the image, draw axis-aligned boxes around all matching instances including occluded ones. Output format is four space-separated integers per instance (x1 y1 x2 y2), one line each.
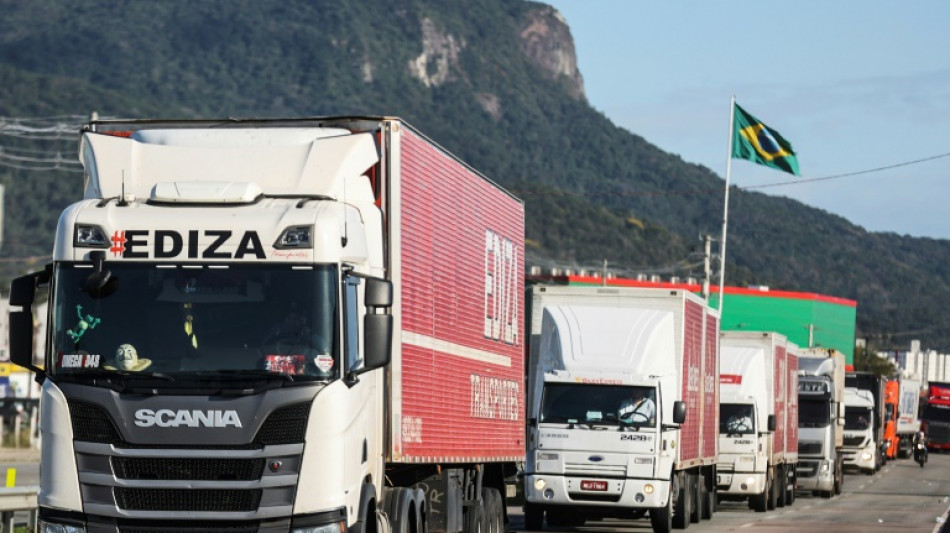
896 377 922 458
523 285 719 533
795 348 846 498
717 331 799 511
9 117 525 533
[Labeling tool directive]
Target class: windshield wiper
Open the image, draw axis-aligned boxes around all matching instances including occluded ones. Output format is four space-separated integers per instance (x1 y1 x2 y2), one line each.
190 370 295 382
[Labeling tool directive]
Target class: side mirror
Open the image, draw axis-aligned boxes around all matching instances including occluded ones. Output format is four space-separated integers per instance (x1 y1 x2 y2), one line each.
356 276 393 374
361 313 393 372
767 414 776 432
9 311 39 373
365 278 393 307
672 401 687 425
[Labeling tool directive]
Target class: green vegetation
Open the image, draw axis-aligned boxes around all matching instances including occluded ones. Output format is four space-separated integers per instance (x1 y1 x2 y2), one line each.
1 0 949 350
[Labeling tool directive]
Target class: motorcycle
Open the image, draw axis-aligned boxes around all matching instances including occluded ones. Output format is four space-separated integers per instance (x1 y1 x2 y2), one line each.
914 442 928 468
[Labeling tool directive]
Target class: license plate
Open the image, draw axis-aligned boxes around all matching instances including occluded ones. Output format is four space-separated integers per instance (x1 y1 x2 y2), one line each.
580 480 608 491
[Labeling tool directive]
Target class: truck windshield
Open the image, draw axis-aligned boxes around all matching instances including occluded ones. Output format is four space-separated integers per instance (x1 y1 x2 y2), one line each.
540 383 656 428
49 262 338 382
923 404 950 423
720 403 755 435
798 398 831 428
844 406 872 430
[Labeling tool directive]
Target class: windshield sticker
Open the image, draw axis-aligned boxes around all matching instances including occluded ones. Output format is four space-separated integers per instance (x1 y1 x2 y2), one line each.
265 354 307 375
57 352 102 369
67 305 101 342
315 354 334 373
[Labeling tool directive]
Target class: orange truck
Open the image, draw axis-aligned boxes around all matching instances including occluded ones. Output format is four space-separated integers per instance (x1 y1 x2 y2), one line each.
883 380 900 459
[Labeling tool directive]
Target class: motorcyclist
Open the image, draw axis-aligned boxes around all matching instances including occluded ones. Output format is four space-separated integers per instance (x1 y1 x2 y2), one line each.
913 429 928 466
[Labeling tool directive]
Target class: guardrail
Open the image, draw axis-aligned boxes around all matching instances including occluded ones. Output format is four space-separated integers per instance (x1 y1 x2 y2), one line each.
0 486 37 532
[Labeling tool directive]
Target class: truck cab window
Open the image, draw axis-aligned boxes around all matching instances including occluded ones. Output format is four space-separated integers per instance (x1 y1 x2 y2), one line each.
344 275 362 372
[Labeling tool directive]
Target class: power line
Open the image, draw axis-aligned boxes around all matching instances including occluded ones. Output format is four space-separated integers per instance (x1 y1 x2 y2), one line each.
512 150 950 199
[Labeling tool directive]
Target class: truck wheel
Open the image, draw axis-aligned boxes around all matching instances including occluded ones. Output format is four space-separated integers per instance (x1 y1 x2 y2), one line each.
672 473 691 529
524 503 544 531
776 469 787 508
388 487 415 533
751 472 768 512
464 499 485 533
481 488 503 533
700 473 713 520
650 489 673 533
784 472 795 506
766 470 778 510
689 472 701 523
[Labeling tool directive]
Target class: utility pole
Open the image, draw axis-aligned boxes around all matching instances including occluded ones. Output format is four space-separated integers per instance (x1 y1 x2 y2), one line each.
701 234 713 300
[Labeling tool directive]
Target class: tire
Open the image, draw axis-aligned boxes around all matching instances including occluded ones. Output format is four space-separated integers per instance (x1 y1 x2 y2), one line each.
650 484 674 533
766 469 777 511
388 488 414 533
701 472 713 520
785 472 796 506
834 459 843 495
689 472 701 524
414 488 428 533
776 468 787 508
464 498 485 533
820 490 832 499
752 471 768 512
481 488 503 533
672 473 691 529
524 503 544 531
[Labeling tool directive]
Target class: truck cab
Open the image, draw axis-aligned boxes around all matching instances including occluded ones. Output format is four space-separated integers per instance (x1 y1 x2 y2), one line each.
796 353 845 498
842 387 877 474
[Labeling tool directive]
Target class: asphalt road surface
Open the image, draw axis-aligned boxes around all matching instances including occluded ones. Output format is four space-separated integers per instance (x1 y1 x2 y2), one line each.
509 452 950 533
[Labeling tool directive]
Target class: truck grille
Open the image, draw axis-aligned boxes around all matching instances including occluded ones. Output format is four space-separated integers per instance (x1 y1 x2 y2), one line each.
843 435 866 447
68 399 311 521
796 461 819 478
564 463 626 478
115 488 261 512
798 441 822 455
119 524 260 533
925 424 950 443
113 457 265 481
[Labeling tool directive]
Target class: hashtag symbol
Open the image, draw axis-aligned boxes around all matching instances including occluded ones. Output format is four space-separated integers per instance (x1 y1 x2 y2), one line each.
110 231 126 257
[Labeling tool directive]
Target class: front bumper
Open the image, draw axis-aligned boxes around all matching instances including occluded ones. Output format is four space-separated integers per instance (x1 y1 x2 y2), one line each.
842 445 876 470
523 474 670 509
716 469 766 495
795 459 834 491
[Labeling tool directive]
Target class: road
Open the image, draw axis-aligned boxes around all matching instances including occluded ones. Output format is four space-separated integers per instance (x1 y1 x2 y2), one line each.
509 453 950 533
3 446 948 531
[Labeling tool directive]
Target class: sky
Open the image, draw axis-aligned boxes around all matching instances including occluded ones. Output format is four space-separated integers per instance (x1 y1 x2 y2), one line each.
544 0 950 239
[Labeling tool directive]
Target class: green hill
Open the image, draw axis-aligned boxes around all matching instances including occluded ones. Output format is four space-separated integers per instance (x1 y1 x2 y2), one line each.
1 0 948 351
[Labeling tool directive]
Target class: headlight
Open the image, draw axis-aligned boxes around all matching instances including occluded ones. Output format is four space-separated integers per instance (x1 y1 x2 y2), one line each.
538 452 559 461
860 452 873 461
643 484 654 494
534 478 547 491
292 522 344 533
819 461 830 472
39 521 86 533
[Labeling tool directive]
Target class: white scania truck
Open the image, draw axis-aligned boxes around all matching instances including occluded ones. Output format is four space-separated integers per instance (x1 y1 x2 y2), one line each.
9 118 525 533
717 331 799 511
523 285 720 533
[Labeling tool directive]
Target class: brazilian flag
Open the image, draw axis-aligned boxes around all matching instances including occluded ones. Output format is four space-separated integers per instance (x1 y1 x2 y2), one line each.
732 103 800 176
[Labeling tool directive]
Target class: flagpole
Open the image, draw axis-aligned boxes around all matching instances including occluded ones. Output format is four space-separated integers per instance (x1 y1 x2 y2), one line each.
718 95 736 315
